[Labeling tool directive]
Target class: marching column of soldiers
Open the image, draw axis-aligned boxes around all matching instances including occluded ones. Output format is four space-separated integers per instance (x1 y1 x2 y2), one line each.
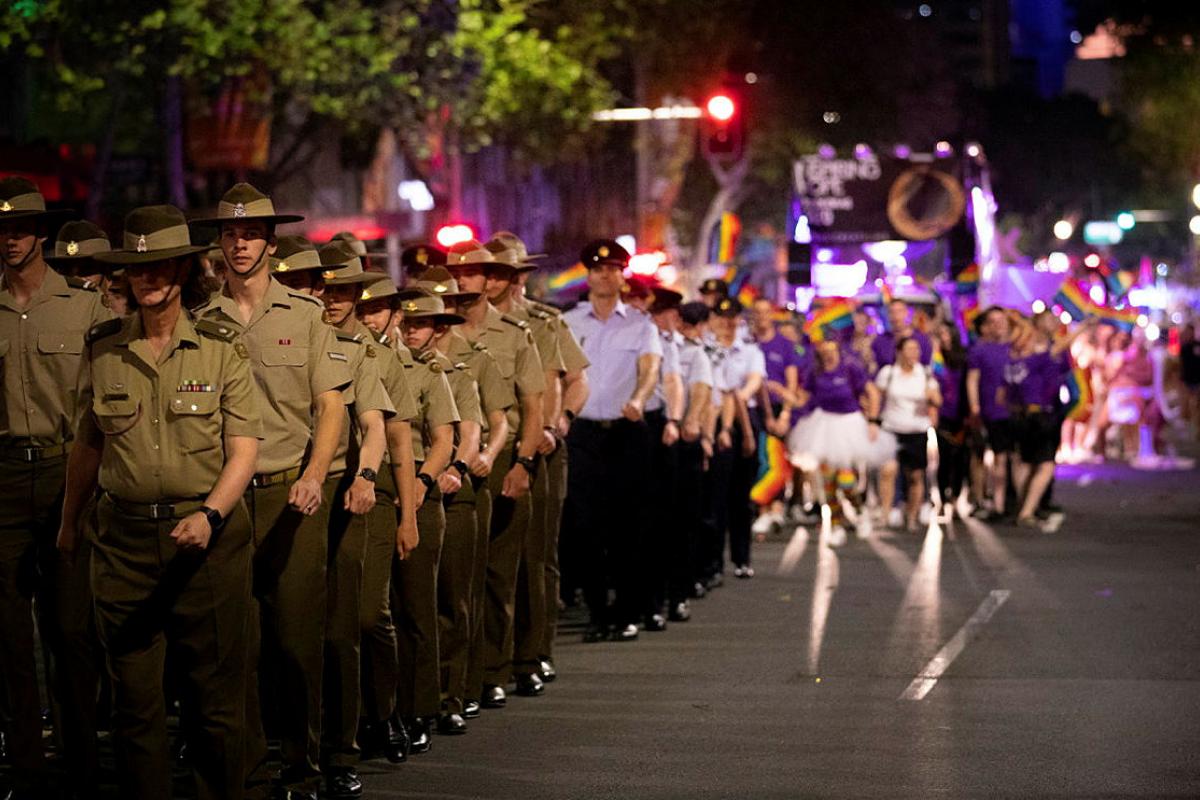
0 178 766 800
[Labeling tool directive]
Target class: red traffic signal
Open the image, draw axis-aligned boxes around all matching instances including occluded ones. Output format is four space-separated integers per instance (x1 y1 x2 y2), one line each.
435 223 475 248
706 93 736 122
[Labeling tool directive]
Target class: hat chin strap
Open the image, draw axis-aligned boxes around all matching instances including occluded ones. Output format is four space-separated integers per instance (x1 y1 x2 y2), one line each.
140 261 188 311
227 244 269 278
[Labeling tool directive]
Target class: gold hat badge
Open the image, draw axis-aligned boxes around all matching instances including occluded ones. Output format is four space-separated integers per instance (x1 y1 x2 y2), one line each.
66 241 79 256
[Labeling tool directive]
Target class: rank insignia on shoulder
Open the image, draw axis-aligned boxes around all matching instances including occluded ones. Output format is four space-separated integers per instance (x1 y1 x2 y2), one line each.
329 351 348 362
195 319 239 342
85 318 123 344
454 361 468 370
335 331 363 344
501 315 529 330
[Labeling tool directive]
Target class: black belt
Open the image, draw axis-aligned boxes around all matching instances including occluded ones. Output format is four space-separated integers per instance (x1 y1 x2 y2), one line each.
576 418 623 430
105 493 207 521
0 440 71 462
250 466 303 488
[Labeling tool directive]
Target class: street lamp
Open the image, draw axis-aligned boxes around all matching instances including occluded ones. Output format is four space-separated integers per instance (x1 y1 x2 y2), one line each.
1192 183 1200 209
1053 219 1074 240
1189 215 1200 236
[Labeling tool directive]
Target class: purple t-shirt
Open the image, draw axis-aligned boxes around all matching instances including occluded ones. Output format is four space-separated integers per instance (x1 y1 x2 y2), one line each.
872 330 932 371
967 340 1011 421
1007 351 1069 409
757 330 804 388
805 361 867 415
937 366 964 422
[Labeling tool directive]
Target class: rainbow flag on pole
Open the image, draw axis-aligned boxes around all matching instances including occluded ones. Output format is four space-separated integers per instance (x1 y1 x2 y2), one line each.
713 211 742 264
931 348 946 378
1093 305 1140 333
803 299 856 343
750 433 793 507
1064 357 1091 421
1102 266 1135 301
547 262 587 294
1054 281 1092 322
955 263 980 295
956 296 982 341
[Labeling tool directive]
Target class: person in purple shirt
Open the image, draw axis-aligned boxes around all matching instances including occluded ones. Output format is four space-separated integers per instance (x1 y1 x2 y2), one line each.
871 299 933 371
787 340 882 544
1008 311 1094 527
932 321 970 519
750 298 804 435
966 306 1014 520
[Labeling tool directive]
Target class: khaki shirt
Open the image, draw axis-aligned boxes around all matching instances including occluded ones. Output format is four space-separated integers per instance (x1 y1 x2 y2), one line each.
437 350 483 429
400 345 460 462
444 331 513 438
458 305 544 438
529 299 589 373
507 302 566 374
195 278 351 474
329 325 396 475
0 269 112 445
81 313 261 502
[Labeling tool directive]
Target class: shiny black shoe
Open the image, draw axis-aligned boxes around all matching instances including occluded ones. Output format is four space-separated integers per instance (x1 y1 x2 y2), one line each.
481 684 507 708
613 623 639 642
704 573 724 590
463 700 481 719
273 787 319 800
406 717 432 754
538 657 557 682
325 767 363 799
1 729 9 764
437 712 467 735
171 734 189 768
691 581 707 599
514 673 544 697
384 717 411 763
582 625 608 643
668 601 691 622
642 613 667 632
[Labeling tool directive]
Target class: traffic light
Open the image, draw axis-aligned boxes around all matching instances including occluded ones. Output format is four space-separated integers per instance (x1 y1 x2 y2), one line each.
435 223 474 248
702 91 743 161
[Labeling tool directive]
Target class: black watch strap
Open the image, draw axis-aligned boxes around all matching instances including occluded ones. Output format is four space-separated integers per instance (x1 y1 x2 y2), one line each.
200 505 224 531
515 455 538 473
358 467 378 482
416 472 436 490
452 459 470 477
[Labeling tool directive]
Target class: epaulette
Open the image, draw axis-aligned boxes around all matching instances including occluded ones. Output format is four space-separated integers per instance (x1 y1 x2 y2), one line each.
194 318 239 343
530 300 563 317
397 344 416 367
500 314 530 330
454 361 469 371
415 350 444 373
287 289 324 307
471 340 489 353
85 317 123 344
527 306 554 321
335 330 364 344
64 275 97 291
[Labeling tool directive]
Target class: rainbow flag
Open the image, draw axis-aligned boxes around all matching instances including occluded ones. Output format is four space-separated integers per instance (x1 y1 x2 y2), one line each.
1102 267 1135 301
931 348 946 378
1064 357 1091 421
714 211 741 264
750 433 793 507
955 263 980 295
547 262 587 294
956 296 981 340
736 282 759 307
879 281 894 305
803 299 855 343
1093 305 1140 333
1054 281 1091 322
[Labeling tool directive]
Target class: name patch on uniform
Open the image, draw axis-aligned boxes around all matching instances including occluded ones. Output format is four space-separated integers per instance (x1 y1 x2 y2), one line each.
177 381 215 393
328 351 348 362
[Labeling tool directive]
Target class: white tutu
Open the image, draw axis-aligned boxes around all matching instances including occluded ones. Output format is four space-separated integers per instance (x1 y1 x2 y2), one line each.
787 408 896 471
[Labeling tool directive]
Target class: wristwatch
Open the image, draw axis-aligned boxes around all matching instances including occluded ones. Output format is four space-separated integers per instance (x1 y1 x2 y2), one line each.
199 505 224 531
416 472 436 491
451 459 470 478
358 467 378 482
514 455 538 474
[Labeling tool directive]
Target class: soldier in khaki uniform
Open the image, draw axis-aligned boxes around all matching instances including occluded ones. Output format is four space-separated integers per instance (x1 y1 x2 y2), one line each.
444 240 545 709
492 233 591 681
302 244 405 800
57 205 261 800
392 289 485 733
485 235 565 696
390 297 459 751
350 276 422 764
0 177 109 796
191 183 349 800
401 268 514 719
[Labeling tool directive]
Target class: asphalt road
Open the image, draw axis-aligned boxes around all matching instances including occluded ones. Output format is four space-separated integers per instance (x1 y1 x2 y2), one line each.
366 457 1200 799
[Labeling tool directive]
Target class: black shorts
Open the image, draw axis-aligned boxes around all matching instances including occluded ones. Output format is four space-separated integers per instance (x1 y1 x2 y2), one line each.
983 418 1015 454
895 432 928 472
1016 411 1061 465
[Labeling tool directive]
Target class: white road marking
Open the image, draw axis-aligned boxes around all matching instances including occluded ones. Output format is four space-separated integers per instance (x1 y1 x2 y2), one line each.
776 525 810 576
898 589 1011 701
